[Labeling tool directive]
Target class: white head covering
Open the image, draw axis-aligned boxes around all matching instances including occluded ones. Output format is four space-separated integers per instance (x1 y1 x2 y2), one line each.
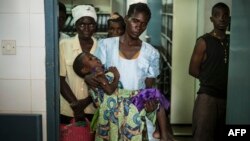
72 5 97 24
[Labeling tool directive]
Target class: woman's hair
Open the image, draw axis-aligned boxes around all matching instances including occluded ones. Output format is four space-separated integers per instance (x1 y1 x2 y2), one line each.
73 52 87 78
127 2 151 21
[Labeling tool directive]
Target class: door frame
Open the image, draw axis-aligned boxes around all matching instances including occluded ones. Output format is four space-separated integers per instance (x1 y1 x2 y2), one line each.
45 0 59 141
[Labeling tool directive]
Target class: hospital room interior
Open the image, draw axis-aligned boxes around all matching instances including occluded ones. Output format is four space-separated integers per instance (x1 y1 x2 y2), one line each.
0 0 249 141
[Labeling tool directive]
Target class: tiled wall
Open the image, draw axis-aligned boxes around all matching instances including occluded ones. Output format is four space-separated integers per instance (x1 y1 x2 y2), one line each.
0 0 46 140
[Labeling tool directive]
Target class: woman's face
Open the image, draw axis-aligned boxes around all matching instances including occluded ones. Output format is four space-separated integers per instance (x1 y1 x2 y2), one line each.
107 21 124 37
125 11 149 39
75 16 96 39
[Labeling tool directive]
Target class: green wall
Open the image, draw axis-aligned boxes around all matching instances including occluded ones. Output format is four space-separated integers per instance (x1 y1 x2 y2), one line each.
226 0 250 124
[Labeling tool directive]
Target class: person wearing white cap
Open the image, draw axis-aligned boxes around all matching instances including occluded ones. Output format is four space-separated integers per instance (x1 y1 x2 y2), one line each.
59 4 98 125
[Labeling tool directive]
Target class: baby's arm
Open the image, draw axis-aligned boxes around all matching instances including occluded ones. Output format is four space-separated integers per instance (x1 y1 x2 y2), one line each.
145 77 155 88
97 67 120 95
144 77 159 112
144 99 159 113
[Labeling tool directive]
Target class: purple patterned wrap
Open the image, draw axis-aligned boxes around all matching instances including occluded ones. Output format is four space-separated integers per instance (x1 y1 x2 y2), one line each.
131 88 170 112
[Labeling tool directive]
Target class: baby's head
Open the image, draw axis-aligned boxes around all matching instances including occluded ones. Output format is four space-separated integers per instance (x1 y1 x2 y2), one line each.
73 52 103 78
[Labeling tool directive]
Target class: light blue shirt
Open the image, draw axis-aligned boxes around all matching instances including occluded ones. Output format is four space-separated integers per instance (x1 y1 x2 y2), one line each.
95 37 160 90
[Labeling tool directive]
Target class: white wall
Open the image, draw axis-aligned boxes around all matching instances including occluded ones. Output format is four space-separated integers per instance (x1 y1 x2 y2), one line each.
0 0 46 140
112 0 126 16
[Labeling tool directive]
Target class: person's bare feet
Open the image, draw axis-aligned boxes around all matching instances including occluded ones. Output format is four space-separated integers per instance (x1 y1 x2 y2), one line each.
152 130 160 139
153 130 175 141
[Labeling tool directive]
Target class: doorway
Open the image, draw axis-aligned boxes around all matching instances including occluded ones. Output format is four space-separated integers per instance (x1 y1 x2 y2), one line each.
45 0 60 141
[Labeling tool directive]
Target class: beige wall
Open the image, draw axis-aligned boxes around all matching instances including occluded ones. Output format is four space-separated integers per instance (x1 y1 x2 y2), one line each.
0 0 46 140
170 0 198 124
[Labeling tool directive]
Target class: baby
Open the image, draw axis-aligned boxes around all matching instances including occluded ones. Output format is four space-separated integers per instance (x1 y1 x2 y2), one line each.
73 52 145 141
73 52 173 141
73 52 120 96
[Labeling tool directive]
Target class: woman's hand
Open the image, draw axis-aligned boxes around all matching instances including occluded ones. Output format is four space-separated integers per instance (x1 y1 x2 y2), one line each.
70 96 93 121
84 72 102 89
108 66 120 79
70 101 85 121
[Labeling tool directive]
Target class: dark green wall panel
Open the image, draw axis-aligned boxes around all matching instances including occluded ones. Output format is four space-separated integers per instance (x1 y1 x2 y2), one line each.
227 0 250 124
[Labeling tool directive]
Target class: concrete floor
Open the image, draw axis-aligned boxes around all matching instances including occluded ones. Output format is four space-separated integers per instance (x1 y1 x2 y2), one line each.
147 119 193 141
172 124 193 141
174 135 193 141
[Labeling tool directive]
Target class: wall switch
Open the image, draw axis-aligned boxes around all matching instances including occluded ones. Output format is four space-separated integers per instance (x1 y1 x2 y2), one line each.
1 40 16 55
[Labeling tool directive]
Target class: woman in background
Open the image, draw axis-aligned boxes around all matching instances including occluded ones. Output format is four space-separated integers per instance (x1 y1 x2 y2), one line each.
107 12 126 37
59 5 98 124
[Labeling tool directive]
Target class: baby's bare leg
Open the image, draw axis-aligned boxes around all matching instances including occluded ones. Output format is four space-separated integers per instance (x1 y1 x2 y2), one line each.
157 106 174 141
153 120 160 139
